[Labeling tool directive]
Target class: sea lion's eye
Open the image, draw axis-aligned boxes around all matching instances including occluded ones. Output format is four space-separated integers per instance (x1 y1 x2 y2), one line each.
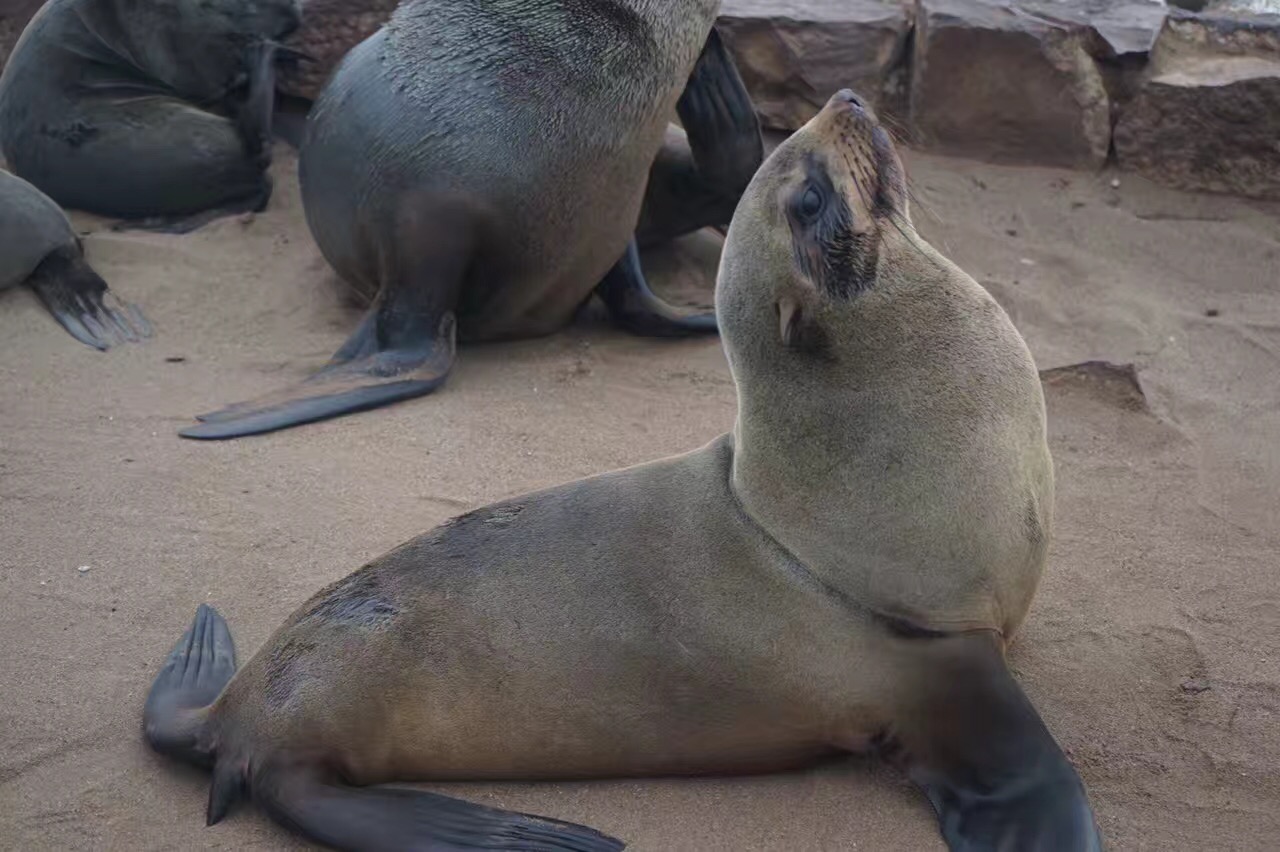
798 185 823 220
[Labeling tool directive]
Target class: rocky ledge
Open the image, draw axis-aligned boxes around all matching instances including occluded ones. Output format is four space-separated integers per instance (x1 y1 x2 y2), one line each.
1114 11 1280 199
1 0 1278 199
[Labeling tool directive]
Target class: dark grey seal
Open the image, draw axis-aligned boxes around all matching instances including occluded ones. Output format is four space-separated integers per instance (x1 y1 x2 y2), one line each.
0 0 301 233
1 167 148 348
179 0 764 440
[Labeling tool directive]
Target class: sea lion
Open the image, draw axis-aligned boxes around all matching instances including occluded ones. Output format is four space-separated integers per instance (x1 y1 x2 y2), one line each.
177 0 764 440
143 90 1102 851
0 0 301 233
0 167 149 348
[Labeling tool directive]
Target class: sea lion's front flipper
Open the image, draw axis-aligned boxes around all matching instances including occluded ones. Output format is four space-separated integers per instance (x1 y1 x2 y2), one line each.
635 26 763 248
595 238 717 337
230 40 280 164
890 631 1103 851
26 246 152 350
255 764 626 852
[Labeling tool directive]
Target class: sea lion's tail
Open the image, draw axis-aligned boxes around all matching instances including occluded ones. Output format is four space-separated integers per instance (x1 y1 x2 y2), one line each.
143 604 236 769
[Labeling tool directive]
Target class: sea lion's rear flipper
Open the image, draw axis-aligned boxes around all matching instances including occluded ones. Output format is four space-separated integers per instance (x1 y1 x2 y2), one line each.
26 246 152 350
181 197 467 439
890 631 1103 851
255 764 626 851
596 238 717 337
635 26 764 249
178 304 456 440
143 604 237 767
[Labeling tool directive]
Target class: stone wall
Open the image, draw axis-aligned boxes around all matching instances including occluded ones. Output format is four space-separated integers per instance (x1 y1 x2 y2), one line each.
716 0 1280 198
2 0 1278 199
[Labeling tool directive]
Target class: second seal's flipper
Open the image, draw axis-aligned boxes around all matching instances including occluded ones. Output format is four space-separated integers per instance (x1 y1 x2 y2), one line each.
230 40 281 165
890 631 1103 852
596 239 717 337
635 27 763 248
256 764 626 852
143 604 237 767
178 309 457 440
26 246 152 350
675 26 764 196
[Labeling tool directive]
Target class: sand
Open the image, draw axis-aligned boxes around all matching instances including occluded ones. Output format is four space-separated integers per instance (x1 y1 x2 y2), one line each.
1 140 1277 851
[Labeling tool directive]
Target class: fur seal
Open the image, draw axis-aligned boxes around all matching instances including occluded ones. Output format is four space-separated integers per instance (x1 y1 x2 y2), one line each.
0 0 301 233
177 0 764 440
0 167 149 348
143 90 1102 851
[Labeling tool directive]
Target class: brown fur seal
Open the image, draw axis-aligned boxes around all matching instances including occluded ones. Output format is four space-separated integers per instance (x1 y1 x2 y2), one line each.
143 90 1102 851
178 0 764 440
0 0 301 233
0 167 149 348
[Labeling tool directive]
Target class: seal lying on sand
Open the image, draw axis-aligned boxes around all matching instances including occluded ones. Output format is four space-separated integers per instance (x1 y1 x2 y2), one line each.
0 0 301 233
178 0 764 440
1 168 149 349
144 90 1102 851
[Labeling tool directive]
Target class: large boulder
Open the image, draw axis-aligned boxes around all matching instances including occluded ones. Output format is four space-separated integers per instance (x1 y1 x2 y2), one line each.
1028 0 1169 60
1113 11 1280 199
910 0 1117 169
0 0 44 71
716 0 914 130
277 0 398 100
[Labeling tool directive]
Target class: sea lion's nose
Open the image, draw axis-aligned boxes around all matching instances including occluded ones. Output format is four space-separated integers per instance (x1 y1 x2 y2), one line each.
830 89 865 111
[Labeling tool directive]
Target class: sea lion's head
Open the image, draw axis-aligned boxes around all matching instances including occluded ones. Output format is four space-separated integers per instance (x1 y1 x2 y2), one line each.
717 89 910 362
719 90 1053 640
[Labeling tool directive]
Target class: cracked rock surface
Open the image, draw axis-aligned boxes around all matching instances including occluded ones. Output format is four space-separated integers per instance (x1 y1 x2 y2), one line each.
1114 10 1280 199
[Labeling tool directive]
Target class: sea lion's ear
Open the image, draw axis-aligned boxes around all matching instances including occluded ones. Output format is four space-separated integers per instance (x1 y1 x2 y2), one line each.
778 296 801 347
777 295 827 354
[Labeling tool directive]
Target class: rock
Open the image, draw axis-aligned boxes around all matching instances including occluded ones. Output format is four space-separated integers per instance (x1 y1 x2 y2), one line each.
1025 0 1170 60
277 0 399 100
910 0 1113 169
1114 11 1280 200
717 0 914 131
0 0 45 71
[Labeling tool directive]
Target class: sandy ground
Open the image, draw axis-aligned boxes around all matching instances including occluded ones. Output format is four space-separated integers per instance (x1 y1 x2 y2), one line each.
1 138 1278 851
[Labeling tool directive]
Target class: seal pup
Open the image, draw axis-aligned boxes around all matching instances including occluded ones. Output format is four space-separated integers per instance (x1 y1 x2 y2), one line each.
143 90 1102 850
178 0 764 440
1 168 149 349
0 0 301 233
